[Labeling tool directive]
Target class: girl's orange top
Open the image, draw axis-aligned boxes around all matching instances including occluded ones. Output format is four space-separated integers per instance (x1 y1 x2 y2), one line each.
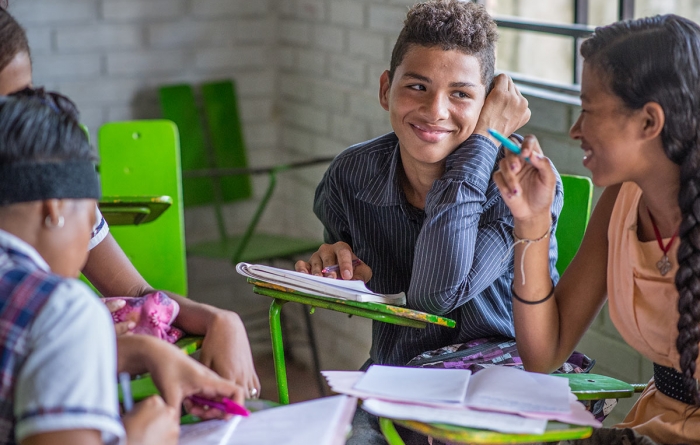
608 181 700 444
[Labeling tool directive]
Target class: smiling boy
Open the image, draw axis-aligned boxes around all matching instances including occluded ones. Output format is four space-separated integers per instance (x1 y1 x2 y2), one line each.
298 3 563 441
300 0 561 421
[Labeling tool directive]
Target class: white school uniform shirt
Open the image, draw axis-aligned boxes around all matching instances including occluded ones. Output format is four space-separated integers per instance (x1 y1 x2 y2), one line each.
0 230 126 445
88 207 109 251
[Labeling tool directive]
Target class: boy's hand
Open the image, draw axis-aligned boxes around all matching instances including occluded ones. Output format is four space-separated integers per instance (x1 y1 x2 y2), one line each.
473 74 530 143
295 242 372 283
123 396 179 445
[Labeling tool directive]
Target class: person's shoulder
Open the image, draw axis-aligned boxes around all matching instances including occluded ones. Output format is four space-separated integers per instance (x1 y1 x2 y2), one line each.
331 132 398 167
33 278 111 337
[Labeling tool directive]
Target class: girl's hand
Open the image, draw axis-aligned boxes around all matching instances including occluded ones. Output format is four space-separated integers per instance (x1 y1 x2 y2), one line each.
142 337 246 420
198 311 261 400
123 396 179 445
493 135 557 223
103 298 135 336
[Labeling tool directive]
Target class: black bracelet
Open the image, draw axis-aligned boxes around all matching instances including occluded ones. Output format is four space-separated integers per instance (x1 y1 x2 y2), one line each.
511 280 555 305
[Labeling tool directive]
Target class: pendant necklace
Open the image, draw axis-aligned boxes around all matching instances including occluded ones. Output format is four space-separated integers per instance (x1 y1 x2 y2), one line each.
647 209 679 276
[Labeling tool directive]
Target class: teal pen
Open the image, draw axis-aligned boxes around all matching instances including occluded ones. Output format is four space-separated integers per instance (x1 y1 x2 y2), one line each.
487 128 529 162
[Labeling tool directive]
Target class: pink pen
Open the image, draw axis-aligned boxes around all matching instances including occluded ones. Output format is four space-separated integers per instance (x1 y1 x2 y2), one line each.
188 395 250 417
321 258 363 275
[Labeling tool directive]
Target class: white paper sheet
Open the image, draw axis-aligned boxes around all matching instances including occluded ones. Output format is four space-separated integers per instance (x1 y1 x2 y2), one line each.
179 416 242 445
229 395 356 445
361 399 548 435
465 366 571 414
353 366 470 404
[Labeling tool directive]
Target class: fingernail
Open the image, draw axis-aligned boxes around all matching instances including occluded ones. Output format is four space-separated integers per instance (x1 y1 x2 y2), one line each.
506 192 513 199
510 163 518 171
127 322 136 329
342 270 352 280
537 154 546 160
512 188 518 195
524 157 530 163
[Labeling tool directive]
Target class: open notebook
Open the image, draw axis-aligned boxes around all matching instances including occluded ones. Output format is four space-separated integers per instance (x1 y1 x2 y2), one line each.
179 395 357 445
236 262 406 305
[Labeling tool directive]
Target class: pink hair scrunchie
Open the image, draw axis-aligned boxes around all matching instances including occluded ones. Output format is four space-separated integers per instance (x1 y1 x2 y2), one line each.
103 291 184 343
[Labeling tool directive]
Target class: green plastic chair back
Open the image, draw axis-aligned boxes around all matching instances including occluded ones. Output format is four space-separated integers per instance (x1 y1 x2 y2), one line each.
158 80 322 264
555 174 594 275
98 120 188 295
158 82 252 207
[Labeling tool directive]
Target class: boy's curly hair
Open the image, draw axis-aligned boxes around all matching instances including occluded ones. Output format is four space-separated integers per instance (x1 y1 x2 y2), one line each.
0 1 30 74
389 0 497 88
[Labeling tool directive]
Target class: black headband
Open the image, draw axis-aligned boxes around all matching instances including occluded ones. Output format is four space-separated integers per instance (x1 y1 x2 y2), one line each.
0 160 101 205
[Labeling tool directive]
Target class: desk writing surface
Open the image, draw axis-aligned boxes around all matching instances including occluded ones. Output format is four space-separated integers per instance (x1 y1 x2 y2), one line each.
98 195 172 225
249 279 456 328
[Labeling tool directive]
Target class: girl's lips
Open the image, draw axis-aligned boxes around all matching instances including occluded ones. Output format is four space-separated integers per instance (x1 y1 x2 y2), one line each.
410 123 451 143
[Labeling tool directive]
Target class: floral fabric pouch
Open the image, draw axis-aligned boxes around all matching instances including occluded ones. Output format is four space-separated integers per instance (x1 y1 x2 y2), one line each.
103 291 184 343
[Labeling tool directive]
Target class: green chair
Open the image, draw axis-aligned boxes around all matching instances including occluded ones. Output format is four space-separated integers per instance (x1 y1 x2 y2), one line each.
158 80 333 264
555 174 594 275
98 120 188 295
159 80 334 397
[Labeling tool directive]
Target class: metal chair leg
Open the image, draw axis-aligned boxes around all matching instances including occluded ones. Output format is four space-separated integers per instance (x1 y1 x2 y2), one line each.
302 305 326 396
380 418 406 445
269 298 289 404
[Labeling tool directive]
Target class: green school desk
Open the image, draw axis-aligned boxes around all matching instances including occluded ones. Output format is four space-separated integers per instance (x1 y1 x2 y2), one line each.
98 195 172 226
378 373 635 444
248 280 457 405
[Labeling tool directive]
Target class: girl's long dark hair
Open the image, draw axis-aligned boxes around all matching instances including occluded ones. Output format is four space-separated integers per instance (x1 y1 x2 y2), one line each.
581 15 700 405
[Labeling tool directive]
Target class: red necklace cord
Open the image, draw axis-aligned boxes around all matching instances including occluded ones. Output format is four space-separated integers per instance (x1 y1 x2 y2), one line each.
647 209 679 255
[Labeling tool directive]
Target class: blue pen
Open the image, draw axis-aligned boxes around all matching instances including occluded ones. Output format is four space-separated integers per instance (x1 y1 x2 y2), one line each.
119 372 134 412
487 128 529 162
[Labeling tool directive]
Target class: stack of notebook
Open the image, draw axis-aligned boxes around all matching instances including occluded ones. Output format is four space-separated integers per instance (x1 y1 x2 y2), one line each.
323 365 601 435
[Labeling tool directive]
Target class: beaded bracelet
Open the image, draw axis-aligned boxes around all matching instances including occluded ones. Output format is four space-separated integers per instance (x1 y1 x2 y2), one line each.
511 280 555 305
504 224 551 285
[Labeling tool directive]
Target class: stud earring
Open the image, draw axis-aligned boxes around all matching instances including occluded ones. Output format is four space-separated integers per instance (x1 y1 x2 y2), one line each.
45 215 65 229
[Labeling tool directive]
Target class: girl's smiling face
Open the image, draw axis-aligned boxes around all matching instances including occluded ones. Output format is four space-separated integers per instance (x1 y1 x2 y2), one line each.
570 63 651 187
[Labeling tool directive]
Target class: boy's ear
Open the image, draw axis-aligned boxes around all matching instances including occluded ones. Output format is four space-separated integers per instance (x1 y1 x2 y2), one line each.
639 101 664 141
379 70 391 111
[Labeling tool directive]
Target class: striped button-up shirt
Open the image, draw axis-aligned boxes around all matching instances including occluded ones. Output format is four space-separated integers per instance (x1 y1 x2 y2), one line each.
314 132 563 366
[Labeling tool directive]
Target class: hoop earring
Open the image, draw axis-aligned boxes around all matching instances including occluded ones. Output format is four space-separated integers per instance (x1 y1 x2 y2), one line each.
45 215 65 229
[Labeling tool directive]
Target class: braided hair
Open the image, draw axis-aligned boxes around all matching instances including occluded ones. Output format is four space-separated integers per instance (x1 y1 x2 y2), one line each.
0 1 30 73
581 15 700 405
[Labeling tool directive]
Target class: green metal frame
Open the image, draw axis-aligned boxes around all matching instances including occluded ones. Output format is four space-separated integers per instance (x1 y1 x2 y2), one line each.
250 283 455 405
380 417 593 445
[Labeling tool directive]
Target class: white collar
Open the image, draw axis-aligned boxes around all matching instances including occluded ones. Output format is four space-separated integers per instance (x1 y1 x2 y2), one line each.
0 228 51 272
